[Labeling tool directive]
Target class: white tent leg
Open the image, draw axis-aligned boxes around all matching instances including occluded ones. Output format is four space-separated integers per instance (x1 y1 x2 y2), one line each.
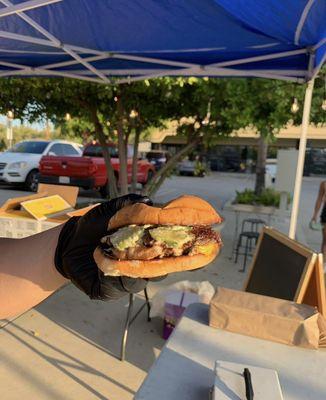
289 78 315 239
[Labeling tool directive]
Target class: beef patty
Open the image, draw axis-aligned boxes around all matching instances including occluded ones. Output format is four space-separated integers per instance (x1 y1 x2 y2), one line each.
100 225 222 261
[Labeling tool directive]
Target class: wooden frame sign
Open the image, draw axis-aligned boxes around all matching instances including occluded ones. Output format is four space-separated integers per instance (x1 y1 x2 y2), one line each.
244 227 325 316
302 254 326 317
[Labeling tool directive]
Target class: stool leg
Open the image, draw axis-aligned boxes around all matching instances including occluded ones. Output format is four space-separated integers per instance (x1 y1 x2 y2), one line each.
248 237 254 252
240 237 249 272
253 236 257 249
229 211 239 259
144 287 151 322
234 235 242 263
120 293 134 362
244 238 250 271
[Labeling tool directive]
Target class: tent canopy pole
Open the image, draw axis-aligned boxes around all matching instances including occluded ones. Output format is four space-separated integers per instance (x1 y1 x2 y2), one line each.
288 78 315 239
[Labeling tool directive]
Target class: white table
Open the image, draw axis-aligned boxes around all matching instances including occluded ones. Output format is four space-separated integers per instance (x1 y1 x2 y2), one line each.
135 303 326 400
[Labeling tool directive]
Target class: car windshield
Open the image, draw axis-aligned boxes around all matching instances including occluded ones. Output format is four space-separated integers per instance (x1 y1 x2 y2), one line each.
9 141 48 154
83 145 119 158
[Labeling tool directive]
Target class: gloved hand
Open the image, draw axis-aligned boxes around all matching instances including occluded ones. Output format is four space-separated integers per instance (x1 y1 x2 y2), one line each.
55 194 156 300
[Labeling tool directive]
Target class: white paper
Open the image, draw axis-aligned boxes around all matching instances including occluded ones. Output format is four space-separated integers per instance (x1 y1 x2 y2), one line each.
212 360 283 400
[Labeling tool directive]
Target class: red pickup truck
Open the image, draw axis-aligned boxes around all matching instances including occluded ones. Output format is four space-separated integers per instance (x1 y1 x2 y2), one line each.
39 143 155 196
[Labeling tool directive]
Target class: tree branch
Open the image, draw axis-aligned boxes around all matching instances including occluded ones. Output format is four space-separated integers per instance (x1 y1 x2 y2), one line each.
143 135 200 196
116 91 128 195
89 107 118 198
131 125 141 192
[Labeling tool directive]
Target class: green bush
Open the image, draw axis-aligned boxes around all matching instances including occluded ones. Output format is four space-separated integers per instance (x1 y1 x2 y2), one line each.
235 188 256 205
194 160 207 177
235 188 289 207
258 188 280 207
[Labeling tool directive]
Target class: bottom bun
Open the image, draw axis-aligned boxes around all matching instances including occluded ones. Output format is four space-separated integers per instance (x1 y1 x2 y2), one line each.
94 243 220 278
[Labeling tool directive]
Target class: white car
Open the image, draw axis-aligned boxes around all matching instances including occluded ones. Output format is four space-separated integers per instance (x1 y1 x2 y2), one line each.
0 140 82 191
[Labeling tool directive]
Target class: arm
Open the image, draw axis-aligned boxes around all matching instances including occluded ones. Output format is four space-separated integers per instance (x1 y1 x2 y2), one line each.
0 195 155 320
0 225 68 320
312 182 325 221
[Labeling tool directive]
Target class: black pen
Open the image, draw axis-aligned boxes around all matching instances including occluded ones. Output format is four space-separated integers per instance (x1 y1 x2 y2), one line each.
244 368 254 400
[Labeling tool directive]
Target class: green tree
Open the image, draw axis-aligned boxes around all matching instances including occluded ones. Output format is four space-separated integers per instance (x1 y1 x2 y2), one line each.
0 75 324 199
0 78 175 197
0 77 234 197
141 77 234 195
221 77 325 195
0 123 47 147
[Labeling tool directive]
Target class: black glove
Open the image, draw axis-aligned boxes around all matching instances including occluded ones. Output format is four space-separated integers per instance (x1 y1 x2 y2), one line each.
55 194 155 301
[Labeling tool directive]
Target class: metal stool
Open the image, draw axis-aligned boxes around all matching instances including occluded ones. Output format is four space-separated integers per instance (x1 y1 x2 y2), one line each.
234 231 259 272
120 287 151 361
241 218 266 233
233 218 265 271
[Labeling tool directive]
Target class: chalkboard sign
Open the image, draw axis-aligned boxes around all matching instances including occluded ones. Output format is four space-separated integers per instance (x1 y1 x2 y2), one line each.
245 227 316 302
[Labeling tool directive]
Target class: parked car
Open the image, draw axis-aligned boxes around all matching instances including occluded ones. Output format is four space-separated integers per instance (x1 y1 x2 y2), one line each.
0 140 82 191
209 157 225 171
145 150 171 170
39 142 155 197
177 157 207 177
209 155 241 172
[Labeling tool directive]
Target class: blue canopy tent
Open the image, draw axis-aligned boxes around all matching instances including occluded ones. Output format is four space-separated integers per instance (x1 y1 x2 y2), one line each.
0 0 325 238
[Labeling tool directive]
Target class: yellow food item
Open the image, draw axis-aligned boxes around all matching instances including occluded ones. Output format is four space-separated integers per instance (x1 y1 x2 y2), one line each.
193 242 216 256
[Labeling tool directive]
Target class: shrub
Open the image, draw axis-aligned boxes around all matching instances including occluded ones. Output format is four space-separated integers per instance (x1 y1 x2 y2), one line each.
258 188 280 207
235 189 256 205
235 188 289 207
194 160 207 177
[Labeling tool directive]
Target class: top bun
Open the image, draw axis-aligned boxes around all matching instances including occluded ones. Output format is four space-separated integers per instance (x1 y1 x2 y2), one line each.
108 195 222 230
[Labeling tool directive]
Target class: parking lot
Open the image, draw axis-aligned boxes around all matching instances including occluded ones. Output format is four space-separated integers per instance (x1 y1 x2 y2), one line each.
0 171 260 210
0 171 322 225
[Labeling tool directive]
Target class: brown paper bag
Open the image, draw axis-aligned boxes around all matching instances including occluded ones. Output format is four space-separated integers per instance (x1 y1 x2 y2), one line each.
318 314 326 347
209 286 326 349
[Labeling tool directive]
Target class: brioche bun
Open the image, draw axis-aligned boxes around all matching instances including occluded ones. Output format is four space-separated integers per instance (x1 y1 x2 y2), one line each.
108 195 222 230
94 242 220 278
95 195 222 278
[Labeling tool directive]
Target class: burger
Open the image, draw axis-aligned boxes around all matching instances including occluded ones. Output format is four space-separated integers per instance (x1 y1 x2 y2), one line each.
94 195 222 278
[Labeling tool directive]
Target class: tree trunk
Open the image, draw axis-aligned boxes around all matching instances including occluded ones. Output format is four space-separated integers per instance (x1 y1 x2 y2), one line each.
91 109 118 198
116 94 129 195
131 127 141 193
125 129 130 157
97 130 118 198
143 138 200 197
255 134 268 196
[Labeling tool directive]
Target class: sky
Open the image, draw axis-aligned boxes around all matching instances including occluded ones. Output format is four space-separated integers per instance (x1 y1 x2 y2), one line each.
0 115 45 130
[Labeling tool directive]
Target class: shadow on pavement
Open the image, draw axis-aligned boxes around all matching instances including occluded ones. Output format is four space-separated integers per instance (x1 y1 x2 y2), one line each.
35 284 165 372
4 322 134 400
1 284 164 399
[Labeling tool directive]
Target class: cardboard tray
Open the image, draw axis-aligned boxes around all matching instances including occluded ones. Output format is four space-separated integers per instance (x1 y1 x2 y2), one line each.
0 184 97 238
